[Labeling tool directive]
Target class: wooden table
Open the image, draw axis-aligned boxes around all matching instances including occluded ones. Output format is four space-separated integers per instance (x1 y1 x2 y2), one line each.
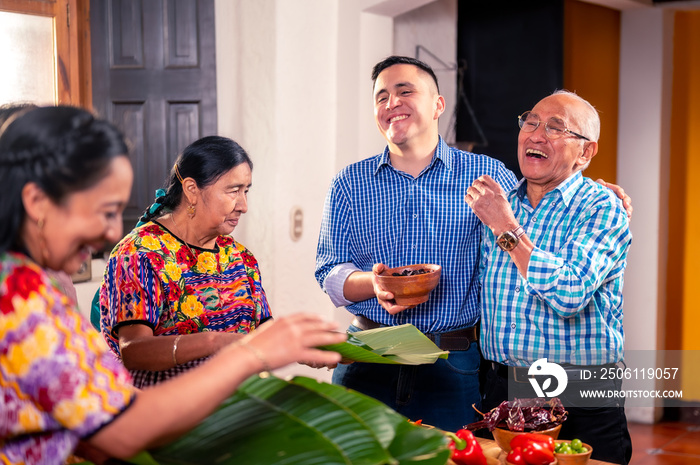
475 437 614 465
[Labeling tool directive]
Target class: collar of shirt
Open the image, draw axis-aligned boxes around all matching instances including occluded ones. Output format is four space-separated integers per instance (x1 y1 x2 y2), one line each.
512 170 584 208
374 136 453 176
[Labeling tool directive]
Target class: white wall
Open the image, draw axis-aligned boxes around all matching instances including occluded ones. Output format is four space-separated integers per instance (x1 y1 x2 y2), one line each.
394 0 457 143
216 0 335 380
617 7 674 424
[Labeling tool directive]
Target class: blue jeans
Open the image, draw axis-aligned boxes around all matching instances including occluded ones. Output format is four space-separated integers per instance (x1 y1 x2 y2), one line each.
332 325 481 432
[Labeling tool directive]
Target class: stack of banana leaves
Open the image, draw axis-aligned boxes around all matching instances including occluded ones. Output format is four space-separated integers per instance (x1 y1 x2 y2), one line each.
322 323 450 365
78 324 452 465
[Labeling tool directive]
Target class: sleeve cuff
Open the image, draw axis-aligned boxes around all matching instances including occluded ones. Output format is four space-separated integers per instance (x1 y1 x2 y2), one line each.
323 263 361 307
525 247 564 295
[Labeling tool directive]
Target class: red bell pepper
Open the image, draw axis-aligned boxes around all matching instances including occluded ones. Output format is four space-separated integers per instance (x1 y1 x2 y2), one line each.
506 446 526 465
509 433 555 453
521 441 555 465
447 429 487 465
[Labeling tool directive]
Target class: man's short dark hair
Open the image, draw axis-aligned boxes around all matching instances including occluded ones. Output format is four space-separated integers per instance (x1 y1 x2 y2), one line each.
371 56 440 93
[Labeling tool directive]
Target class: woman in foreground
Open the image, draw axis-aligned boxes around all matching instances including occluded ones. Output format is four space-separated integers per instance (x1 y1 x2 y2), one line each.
0 105 344 464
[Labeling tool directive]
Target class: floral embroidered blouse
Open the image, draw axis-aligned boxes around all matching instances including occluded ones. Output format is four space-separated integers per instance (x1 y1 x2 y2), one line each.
0 252 134 465
99 221 272 359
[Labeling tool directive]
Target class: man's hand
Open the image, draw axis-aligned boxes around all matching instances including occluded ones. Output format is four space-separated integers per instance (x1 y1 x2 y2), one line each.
372 263 411 315
596 179 633 219
464 175 518 233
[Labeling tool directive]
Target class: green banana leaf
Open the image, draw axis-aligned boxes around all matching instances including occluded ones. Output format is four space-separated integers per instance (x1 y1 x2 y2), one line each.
321 324 449 365
72 451 158 465
291 377 449 464
149 374 451 465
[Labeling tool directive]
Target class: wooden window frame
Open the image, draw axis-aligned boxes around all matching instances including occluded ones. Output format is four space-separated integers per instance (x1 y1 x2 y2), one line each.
0 0 91 107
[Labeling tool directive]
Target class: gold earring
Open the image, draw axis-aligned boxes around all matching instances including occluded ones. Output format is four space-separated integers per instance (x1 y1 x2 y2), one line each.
187 204 196 219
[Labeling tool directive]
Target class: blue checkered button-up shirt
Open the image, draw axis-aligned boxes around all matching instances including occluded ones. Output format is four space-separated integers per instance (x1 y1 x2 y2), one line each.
479 171 632 366
315 137 517 333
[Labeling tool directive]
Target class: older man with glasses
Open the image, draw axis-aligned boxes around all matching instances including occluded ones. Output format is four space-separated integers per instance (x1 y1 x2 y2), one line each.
466 90 633 464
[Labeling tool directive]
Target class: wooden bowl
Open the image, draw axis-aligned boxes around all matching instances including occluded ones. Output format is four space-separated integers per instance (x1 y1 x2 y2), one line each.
554 440 592 464
491 424 562 453
376 264 441 306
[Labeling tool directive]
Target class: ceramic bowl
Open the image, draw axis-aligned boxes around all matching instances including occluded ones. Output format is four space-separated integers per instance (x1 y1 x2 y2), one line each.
554 440 593 465
375 264 441 306
491 423 562 453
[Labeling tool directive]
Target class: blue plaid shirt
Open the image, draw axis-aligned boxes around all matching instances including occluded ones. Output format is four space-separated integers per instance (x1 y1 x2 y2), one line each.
315 137 517 333
479 172 632 366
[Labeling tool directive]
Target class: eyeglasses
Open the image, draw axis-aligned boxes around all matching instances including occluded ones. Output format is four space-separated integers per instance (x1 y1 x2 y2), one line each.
517 111 590 141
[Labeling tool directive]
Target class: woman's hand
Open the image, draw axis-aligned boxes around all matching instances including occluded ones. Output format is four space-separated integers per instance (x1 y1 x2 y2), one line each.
90 314 347 458
239 314 346 371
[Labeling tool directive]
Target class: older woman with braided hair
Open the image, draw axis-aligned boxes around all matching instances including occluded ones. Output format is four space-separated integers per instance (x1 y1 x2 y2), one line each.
98 136 277 387
0 105 345 464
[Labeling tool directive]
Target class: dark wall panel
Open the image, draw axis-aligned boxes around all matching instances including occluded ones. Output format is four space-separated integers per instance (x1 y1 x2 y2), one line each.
456 1 564 178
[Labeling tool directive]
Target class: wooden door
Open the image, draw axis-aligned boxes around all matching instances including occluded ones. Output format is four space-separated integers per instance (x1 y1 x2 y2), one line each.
90 0 217 233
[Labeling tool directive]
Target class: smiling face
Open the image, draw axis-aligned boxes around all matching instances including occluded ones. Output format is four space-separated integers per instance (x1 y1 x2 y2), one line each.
39 156 133 274
196 162 252 239
373 64 445 152
517 94 598 196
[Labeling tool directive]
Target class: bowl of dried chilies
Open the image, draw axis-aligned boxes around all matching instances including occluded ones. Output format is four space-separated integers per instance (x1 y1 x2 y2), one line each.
465 397 567 454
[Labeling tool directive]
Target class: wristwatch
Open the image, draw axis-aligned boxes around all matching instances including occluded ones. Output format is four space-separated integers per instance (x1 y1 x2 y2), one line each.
496 226 525 252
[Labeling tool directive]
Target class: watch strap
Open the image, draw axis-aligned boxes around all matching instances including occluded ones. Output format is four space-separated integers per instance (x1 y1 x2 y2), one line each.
511 225 525 240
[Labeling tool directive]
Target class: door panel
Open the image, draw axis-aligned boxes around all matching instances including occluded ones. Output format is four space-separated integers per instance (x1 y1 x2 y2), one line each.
109 0 144 68
168 102 200 161
164 0 199 68
91 0 217 234
112 103 148 215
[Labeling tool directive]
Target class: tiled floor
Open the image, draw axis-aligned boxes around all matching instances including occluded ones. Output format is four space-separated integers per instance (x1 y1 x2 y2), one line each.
630 421 700 464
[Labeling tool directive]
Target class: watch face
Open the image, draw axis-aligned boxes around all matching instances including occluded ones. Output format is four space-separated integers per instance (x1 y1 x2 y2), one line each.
497 231 518 251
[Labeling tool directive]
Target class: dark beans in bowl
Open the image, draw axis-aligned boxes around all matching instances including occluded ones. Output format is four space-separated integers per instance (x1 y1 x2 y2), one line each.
392 268 432 276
